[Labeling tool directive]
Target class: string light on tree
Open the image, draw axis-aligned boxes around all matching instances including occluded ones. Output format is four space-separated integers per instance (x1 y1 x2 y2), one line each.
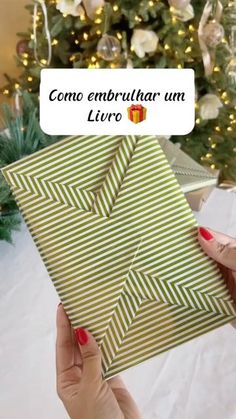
172 16 177 24
185 46 192 53
96 6 103 15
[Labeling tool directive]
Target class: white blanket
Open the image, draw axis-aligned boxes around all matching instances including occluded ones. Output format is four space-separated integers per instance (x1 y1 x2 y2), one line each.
0 187 236 419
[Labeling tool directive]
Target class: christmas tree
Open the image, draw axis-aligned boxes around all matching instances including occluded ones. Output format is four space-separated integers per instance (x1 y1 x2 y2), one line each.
0 0 236 241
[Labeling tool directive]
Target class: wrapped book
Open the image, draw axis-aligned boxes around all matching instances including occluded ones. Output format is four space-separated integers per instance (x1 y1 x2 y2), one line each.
2 135 235 378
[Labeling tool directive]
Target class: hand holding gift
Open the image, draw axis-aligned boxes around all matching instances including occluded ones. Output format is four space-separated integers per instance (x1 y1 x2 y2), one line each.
3 135 236 379
56 227 236 419
198 227 236 303
56 304 141 419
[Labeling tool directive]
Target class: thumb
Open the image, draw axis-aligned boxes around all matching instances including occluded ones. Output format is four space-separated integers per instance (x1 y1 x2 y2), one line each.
109 376 142 419
75 328 102 383
198 227 236 272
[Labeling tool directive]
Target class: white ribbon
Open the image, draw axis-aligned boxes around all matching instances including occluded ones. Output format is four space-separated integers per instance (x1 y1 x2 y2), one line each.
14 90 22 114
33 0 52 67
225 1 236 83
198 0 223 76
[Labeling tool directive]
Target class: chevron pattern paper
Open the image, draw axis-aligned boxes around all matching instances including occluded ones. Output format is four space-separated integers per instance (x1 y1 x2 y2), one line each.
2 135 236 379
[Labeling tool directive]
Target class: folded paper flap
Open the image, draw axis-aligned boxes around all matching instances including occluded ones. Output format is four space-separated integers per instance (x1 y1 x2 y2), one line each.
2 134 124 193
3 170 97 213
101 294 236 378
2 136 126 214
109 137 191 223
124 269 236 316
100 292 143 374
1 135 76 176
172 164 217 179
2 134 236 380
103 299 234 379
92 135 139 217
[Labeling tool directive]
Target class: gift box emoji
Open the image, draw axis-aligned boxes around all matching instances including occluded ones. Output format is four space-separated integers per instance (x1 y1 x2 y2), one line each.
127 104 147 124
2 135 236 379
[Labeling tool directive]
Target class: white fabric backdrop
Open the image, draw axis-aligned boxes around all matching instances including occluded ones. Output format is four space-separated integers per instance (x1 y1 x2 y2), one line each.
1 187 236 419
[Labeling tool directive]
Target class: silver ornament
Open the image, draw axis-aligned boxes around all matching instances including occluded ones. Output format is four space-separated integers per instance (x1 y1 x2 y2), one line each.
97 34 121 61
203 21 225 48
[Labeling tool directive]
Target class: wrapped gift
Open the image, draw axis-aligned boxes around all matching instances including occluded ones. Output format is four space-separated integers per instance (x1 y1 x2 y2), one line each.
158 137 219 194
185 186 214 211
2 136 236 379
127 104 147 123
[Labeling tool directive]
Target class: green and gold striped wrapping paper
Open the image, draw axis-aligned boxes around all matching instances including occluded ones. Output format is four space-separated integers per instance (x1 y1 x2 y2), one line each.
2 135 236 378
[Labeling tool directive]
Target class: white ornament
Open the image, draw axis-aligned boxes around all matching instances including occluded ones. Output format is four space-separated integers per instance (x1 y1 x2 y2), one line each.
168 0 190 10
172 4 194 22
56 0 83 17
57 0 104 19
131 29 159 59
198 94 223 120
83 0 104 19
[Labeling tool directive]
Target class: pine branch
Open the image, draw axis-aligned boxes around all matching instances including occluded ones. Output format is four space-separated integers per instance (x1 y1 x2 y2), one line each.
0 91 63 243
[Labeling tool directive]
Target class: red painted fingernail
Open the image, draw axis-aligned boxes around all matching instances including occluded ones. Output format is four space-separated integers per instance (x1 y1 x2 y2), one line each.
75 328 89 345
199 227 214 241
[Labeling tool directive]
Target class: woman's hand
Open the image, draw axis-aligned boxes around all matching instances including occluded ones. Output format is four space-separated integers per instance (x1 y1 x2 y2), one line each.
56 304 141 419
198 227 236 303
